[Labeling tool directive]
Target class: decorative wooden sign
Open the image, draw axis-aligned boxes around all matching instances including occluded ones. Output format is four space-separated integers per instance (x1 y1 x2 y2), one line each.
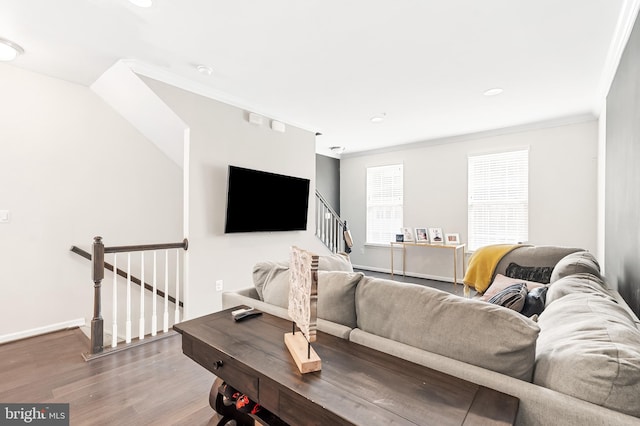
285 246 321 373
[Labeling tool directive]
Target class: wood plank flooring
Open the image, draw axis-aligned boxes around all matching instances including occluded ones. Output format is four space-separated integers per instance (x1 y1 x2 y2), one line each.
354 268 475 297
0 328 222 425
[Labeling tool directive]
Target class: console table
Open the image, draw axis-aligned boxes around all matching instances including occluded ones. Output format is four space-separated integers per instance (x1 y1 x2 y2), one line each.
174 307 518 425
390 242 466 286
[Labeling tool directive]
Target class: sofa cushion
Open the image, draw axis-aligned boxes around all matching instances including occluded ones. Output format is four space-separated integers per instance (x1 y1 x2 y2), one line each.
261 269 363 328
261 265 291 308
494 246 583 279
481 274 544 301
253 260 288 301
545 273 615 306
355 276 540 381
316 271 363 328
253 252 353 300
550 251 601 283
535 293 640 417
487 283 528 312
318 252 354 272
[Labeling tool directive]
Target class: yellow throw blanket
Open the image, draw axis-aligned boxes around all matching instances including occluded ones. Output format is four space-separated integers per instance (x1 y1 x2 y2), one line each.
463 244 522 293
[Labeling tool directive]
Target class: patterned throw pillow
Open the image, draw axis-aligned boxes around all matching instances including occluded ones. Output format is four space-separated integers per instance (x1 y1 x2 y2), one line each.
506 262 554 284
487 283 528 312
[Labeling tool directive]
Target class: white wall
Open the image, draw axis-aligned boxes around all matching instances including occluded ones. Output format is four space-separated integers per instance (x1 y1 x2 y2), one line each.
0 64 183 338
341 120 598 280
141 78 328 319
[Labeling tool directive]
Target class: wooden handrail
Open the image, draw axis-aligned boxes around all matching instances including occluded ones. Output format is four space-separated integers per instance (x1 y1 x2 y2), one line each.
71 245 184 308
105 239 188 254
315 189 345 227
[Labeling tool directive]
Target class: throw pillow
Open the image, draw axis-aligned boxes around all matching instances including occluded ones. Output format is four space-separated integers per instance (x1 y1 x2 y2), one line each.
505 262 553 284
487 283 528 312
481 274 544 301
520 286 548 317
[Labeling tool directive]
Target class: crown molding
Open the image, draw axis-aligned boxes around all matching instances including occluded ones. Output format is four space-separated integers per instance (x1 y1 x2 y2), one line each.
594 0 640 112
341 113 597 159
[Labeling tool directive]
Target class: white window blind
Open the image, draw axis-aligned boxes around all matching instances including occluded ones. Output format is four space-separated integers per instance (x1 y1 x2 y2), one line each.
468 149 528 251
366 164 403 244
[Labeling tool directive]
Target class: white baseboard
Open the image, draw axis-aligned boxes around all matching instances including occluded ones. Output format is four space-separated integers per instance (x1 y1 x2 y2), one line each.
0 318 86 344
352 264 453 283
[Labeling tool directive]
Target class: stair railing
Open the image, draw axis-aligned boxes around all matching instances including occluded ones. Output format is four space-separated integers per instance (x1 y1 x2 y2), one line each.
315 190 348 253
85 236 188 359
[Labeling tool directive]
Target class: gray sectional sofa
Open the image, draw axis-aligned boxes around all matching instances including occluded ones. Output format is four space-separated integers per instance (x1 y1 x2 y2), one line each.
222 248 640 425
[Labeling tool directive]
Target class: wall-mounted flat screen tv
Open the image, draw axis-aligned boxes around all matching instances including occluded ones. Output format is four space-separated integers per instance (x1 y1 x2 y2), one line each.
224 165 310 233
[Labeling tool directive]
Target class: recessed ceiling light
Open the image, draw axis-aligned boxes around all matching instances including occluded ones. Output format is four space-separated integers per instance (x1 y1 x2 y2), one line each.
0 37 24 61
483 88 504 97
330 146 345 154
196 65 213 76
370 113 386 124
128 0 153 7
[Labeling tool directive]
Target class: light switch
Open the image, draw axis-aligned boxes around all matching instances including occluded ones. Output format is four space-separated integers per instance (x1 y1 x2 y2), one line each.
0 210 9 223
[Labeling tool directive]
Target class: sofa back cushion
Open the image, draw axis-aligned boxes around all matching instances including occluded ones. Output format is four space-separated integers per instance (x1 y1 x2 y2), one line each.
355 276 540 381
253 252 353 300
545 273 615 306
535 293 640 417
259 267 363 329
549 250 601 283
494 246 582 280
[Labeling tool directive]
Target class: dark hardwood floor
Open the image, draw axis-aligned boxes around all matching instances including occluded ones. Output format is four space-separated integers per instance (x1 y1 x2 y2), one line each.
0 328 221 425
354 268 473 297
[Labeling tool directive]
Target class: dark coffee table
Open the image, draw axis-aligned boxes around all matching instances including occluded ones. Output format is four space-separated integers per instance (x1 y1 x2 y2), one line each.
174 307 518 425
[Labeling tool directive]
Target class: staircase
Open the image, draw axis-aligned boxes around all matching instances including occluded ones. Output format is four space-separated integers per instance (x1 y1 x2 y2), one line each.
72 236 188 360
315 190 350 254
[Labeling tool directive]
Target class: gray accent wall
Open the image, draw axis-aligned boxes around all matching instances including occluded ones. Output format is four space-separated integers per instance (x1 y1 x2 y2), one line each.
605 14 640 318
316 154 340 215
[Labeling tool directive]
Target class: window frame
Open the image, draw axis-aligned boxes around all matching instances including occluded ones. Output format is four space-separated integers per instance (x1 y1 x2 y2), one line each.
365 164 404 245
467 148 529 252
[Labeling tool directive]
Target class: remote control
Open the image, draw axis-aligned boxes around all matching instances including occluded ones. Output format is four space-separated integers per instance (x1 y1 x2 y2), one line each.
231 307 254 316
233 310 262 322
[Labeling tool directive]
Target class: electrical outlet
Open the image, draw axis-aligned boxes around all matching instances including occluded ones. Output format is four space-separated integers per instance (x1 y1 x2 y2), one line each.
215 280 223 291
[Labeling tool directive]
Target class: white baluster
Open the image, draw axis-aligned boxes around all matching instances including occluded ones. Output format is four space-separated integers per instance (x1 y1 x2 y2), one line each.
163 249 169 332
151 251 157 336
174 249 180 324
112 254 118 348
125 253 132 343
139 252 145 341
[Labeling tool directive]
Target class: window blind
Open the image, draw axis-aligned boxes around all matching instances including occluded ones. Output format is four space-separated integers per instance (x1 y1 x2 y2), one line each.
366 164 403 244
468 149 528 251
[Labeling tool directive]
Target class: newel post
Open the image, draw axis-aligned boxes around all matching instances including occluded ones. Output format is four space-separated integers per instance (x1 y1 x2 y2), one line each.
91 236 105 354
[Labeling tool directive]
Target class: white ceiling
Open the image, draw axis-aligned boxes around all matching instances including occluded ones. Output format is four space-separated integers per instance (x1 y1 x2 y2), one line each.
1 0 635 157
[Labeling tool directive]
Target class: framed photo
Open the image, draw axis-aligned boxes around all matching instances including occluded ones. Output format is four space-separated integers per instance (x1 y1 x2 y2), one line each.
401 227 414 242
445 233 460 245
415 228 429 243
428 227 444 244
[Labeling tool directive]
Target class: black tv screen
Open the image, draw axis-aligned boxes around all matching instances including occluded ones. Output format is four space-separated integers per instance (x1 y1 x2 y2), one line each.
224 165 310 233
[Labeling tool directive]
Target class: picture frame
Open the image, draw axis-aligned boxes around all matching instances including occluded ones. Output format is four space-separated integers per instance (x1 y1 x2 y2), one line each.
415 228 429 243
428 227 444 244
445 233 460 245
401 227 414 242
